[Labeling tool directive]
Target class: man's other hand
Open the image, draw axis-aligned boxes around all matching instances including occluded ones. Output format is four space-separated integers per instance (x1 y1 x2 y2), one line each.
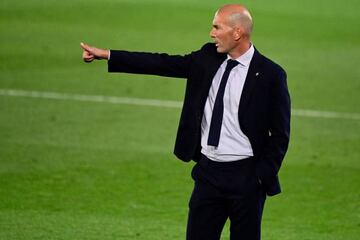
80 42 109 62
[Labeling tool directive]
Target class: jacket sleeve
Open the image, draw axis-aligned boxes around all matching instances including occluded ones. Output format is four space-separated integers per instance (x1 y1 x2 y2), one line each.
108 50 193 79
256 67 291 195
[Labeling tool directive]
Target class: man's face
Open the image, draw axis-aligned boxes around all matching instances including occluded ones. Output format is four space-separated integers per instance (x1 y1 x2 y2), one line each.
210 13 236 54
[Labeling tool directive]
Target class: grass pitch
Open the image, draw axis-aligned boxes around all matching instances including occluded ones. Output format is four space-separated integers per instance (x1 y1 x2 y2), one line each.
1 0 359 239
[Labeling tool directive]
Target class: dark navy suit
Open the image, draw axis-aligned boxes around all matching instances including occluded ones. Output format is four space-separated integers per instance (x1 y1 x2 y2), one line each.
108 43 290 239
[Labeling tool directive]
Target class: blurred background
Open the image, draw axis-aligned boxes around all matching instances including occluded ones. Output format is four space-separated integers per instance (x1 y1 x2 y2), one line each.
0 0 359 239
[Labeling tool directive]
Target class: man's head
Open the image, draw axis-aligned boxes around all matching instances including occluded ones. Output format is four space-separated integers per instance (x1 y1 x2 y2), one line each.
210 4 253 58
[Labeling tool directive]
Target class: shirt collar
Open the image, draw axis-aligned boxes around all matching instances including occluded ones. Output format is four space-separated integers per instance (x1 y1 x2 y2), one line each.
227 44 254 67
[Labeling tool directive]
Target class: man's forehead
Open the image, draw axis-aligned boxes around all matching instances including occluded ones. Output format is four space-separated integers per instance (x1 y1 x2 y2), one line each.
212 12 227 25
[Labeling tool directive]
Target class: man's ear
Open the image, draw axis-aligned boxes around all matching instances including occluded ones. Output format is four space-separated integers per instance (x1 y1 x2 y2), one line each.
233 27 243 41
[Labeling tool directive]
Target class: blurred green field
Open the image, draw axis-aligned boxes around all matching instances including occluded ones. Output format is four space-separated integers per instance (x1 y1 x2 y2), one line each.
1 0 359 239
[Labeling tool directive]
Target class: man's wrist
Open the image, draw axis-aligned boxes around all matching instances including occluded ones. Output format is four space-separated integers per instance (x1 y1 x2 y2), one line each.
94 49 110 60
107 50 111 60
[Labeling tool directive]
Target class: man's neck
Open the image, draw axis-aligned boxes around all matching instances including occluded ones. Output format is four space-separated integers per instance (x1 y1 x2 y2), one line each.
228 41 251 59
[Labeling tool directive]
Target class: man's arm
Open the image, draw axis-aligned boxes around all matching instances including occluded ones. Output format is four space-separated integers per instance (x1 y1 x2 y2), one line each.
80 42 193 79
108 50 192 78
256 68 291 195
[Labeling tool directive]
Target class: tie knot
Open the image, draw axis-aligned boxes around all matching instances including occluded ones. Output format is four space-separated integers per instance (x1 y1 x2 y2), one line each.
226 59 239 71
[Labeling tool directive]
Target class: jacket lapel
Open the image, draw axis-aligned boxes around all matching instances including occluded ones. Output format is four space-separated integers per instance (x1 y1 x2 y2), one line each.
201 53 227 101
238 48 263 117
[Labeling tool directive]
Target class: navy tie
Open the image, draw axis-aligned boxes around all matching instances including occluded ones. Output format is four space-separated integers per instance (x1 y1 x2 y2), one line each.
207 59 239 147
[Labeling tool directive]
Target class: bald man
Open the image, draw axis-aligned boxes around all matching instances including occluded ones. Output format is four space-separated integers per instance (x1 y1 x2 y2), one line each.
81 4 290 240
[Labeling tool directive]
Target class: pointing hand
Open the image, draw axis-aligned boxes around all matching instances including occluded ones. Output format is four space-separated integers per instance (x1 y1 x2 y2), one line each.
80 42 109 62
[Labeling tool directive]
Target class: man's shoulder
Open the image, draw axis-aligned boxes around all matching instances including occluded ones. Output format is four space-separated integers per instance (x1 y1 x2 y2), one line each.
194 42 219 57
191 42 226 62
200 42 216 51
255 49 286 77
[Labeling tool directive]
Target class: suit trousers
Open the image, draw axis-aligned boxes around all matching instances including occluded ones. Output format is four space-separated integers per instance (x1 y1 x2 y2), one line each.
186 154 266 240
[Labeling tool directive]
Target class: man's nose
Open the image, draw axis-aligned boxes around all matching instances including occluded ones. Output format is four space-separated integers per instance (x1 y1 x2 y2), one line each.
210 29 215 38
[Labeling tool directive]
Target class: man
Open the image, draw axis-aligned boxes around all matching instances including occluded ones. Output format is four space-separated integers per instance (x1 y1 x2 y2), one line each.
81 4 290 240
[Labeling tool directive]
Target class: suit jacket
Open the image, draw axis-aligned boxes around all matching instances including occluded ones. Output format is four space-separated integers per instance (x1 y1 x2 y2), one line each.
108 43 291 196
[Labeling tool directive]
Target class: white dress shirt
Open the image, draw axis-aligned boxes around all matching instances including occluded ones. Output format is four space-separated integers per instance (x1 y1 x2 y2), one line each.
201 45 255 162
